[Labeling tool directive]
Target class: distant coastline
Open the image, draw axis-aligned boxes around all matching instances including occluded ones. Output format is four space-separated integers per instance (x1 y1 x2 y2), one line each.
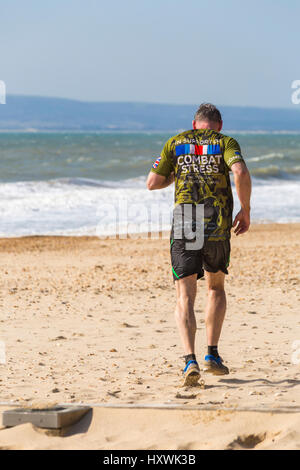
1 95 300 131
1 129 300 135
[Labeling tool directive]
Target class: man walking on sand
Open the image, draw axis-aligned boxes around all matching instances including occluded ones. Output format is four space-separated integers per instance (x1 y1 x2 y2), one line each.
146 103 252 385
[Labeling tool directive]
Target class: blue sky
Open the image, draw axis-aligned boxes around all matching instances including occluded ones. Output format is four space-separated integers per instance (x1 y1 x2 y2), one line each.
1 0 299 107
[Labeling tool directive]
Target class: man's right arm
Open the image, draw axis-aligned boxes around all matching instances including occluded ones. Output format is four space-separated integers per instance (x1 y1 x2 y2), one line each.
231 161 252 236
146 138 174 191
147 171 174 190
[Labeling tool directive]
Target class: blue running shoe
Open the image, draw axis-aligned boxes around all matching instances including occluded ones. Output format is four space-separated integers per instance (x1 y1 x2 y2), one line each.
204 355 229 375
182 360 201 386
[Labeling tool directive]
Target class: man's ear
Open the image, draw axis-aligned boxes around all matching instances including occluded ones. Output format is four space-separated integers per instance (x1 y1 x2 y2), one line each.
218 120 223 132
192 120 196 130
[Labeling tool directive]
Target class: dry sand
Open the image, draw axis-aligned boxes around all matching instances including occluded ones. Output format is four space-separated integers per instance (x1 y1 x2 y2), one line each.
0 223 299 449
0 406 299 450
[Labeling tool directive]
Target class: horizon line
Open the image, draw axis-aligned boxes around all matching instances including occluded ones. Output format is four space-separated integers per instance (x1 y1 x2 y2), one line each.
5 94 300 112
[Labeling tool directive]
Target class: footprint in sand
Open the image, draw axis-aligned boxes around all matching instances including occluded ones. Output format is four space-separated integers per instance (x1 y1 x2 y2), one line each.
175 392 199 399
120 322 136 328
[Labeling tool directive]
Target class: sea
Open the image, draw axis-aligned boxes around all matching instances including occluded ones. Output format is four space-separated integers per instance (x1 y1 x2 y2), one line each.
0 131 299 237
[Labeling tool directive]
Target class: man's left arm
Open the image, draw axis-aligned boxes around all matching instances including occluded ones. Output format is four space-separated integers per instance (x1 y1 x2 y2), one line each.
224 137 252 236
231 161 252 235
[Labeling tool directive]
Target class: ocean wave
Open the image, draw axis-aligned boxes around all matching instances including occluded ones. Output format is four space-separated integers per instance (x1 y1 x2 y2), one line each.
247 153 284 162
250 166 300 179
0 175 299 237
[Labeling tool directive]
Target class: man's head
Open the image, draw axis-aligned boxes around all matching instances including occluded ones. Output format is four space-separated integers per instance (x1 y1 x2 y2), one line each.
193 103 223 132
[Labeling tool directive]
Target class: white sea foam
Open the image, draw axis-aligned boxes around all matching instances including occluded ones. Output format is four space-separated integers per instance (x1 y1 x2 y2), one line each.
247 153 284 162
0 176 299 237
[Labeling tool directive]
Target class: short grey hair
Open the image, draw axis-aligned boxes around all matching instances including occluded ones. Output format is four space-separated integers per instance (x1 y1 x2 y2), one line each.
194 103 222 123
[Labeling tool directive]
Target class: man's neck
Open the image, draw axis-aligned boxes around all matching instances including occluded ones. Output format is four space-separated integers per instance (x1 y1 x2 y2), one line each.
193 120 222 132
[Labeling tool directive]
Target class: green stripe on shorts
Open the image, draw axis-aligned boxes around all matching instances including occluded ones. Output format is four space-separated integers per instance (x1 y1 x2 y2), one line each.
226 254 230 268
172 266 180 279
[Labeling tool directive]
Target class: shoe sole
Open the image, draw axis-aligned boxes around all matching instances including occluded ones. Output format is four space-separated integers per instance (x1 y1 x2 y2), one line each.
203 365 229 376
182 371 201 386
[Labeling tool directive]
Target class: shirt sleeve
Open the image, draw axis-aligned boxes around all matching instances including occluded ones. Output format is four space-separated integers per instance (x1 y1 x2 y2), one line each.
223 137 245 170
150 138 174 177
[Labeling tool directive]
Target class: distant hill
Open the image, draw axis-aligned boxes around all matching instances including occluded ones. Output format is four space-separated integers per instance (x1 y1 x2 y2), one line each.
0 95 300 131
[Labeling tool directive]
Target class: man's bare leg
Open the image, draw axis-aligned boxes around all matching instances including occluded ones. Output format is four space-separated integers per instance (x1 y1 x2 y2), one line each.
175 274 201 385
175 274 197 355
205 271 226 345
204 270 229 375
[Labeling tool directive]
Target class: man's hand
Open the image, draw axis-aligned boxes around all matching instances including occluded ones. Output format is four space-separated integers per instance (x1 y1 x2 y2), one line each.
232 208 250 236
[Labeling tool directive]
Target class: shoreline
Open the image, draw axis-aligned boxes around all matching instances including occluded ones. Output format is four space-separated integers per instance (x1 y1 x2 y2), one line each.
0 221 300 242
0 221 300 243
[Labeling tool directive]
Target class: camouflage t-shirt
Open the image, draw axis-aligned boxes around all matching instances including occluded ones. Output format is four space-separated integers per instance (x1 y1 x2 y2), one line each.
151 129 244 240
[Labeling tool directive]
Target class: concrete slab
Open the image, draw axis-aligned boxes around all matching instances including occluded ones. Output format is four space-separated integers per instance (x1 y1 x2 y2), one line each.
2 406 91 429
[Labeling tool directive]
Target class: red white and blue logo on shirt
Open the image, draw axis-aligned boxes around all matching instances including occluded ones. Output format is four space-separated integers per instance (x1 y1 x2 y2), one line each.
175 144 221 156
152 156 161 169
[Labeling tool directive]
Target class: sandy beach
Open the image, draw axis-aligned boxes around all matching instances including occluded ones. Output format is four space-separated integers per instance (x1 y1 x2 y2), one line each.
0 223 299 449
